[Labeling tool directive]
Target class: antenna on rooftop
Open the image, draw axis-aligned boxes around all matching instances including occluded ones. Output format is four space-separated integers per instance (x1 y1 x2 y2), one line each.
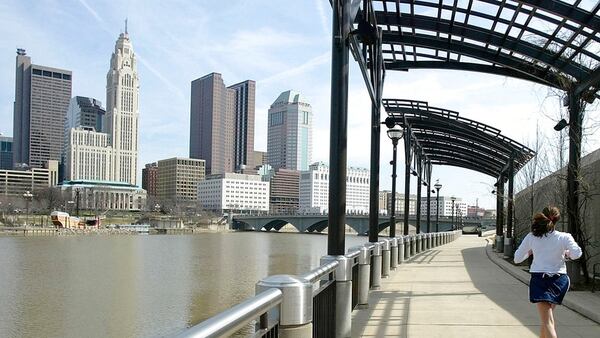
125 18 128 34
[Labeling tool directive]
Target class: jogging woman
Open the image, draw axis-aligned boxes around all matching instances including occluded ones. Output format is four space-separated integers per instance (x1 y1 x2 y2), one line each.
514 206 582 338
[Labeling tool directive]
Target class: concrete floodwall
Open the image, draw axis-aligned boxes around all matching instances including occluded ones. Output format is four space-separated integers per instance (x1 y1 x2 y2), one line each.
514 148 600 276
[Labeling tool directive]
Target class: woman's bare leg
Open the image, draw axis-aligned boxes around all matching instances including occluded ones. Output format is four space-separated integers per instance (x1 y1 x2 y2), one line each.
537 302 557 338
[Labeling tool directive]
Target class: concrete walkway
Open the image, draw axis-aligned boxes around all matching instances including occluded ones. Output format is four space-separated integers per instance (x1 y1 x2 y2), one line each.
351 235 600 337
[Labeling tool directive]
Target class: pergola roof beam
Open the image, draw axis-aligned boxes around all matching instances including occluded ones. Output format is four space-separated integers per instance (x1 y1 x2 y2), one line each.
377 14 592 78
384 98 535 178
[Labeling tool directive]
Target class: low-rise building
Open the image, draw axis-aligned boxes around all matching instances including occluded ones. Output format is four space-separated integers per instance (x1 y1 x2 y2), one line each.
299 162 370 214
0 135 13 170
0 160 58 196
260 165 300 214
63 127 113 181
198 173 269 214
142 162 158 197
420 196 468 217
60 180 146 211
157 157 205 205
387 193 417 216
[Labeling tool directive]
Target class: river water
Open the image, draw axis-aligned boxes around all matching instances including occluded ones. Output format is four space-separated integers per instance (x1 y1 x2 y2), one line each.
0 232 366 338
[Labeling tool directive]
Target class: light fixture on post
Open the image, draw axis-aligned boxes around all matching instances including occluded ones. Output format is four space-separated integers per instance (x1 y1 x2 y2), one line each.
450 195 457 231
554 118 569 131
23 190 33 227
387 127 404 238
351 15 378 45
433 180 442 232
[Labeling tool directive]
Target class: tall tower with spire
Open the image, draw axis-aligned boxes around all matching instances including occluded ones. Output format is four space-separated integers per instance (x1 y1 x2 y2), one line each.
105 26 139 185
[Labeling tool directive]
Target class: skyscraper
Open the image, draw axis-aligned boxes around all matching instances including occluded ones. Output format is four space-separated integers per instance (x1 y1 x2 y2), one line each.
66 96 105 132
229 80 255 171
189 73 255 175
267 90 312 171
13 49 72 168
105 29 140 185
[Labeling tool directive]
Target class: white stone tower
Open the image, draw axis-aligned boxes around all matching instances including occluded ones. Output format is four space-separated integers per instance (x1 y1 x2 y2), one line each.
105 24 139 185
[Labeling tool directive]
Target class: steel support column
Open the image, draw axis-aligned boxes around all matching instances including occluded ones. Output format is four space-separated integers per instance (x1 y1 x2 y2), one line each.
368 30 383 243
506 161 515 239
328 0 351 255
435 189 440 232
403 129 412 235
415 156 422 234
389 139 398 238
426 163 432 233
495 176 504 237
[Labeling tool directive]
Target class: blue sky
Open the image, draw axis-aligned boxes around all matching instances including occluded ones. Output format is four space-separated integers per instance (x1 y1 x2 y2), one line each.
0 0 598 209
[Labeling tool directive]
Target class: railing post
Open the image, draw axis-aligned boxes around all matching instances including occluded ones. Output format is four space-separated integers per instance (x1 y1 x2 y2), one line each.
426 233 430 250
404 236 410 260
397 236 404 264
370 242 382 290
380 239 391 278
321 255 353 338
357 246 370 309
495 234 503 252
503 237 512 259
421 234 426 252
390 238 398 270
410 235 415 257
256 275 313 337
415 234 421 254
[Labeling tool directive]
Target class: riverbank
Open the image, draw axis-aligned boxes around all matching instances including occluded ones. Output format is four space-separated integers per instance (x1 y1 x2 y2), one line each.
0 224 233 236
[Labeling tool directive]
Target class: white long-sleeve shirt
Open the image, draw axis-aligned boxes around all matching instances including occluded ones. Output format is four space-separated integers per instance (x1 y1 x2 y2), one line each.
514 230 582 274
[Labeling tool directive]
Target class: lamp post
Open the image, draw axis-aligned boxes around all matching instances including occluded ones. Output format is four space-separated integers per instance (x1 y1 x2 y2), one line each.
387 127 404 238
451 196 456 230
23 190 33 227
433 180 442 232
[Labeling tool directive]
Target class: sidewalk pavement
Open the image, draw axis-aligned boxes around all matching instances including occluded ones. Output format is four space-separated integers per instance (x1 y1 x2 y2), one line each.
351 235 600 338
486 238 600 325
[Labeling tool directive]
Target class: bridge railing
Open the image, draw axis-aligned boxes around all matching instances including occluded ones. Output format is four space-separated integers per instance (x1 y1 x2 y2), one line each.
174 230 462 338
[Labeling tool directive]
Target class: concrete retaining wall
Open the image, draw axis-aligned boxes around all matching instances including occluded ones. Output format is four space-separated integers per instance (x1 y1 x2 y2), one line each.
514 148 600 275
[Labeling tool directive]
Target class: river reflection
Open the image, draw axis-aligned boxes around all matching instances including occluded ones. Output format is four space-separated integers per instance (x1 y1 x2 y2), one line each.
0 232 366 338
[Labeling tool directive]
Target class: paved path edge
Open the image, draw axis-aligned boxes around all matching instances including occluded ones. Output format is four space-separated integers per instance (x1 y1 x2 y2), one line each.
485 242 600 325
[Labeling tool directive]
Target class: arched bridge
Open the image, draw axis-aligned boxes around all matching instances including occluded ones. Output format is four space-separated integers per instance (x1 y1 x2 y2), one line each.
231 214 483 235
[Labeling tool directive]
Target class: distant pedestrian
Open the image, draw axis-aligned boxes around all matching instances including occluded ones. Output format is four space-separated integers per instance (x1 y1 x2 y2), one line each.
514 206 582 338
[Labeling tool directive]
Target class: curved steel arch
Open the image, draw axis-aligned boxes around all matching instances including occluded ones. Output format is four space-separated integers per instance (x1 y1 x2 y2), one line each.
383 98 535 178
368 0 600 94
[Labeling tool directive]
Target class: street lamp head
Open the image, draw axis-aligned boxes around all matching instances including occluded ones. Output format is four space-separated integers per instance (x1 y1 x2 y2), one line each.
411 170 418 176
491 190 496 194
554 118 569 131
434 181 442 190
387 128 404 141
431 189 436 193
450 196 456 202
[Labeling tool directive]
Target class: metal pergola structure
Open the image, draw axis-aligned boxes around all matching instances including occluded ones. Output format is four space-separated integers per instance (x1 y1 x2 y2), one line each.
383 98 535 240
327 0 600 337
326 0 600 258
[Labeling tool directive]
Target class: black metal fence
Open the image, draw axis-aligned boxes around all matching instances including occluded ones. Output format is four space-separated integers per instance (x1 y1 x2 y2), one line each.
351 261 359 310
312 277 336 338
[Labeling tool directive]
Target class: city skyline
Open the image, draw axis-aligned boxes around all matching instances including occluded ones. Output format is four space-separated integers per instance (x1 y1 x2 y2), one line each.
1 1 599 209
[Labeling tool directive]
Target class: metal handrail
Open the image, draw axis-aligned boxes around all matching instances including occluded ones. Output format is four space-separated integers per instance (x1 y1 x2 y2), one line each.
301 260 339 284
174 288 283 338
175 232 463 337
